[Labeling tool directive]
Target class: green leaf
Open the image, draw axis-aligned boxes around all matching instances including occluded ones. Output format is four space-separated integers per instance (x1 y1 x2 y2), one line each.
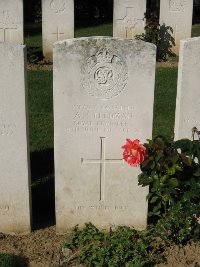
174 139 193 154
146 193 152 200
160 175 168 183
150 196 158 204
150 161 156 169
153 202 161 213
169 178 179 187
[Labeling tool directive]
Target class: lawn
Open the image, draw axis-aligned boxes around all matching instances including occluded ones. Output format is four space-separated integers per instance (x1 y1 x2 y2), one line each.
25 22 200 57
192 23 200 37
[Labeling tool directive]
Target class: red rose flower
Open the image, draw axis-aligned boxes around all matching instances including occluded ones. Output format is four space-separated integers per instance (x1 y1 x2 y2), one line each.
122 139 148 167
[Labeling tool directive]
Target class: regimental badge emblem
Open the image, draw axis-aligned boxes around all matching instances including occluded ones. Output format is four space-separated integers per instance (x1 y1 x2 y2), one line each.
82 48 128 100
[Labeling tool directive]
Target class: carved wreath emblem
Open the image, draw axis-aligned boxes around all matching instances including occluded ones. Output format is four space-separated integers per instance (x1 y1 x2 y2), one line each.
50 0 67 13
82 49 128 100
169 0 185 12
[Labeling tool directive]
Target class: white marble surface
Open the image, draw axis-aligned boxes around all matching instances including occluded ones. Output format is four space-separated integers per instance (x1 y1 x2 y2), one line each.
159 0 193 54
42 0 74 61
113 0 146 38
54 37 156 232
0 0 24 44
175 37 200 139
0 43 31 234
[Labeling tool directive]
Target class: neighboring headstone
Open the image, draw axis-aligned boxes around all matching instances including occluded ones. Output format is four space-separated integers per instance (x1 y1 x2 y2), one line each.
175 37 200 139
0 0 24 44
0 43 31 234
54 37 156 232
42 0 74 61
159 0 193 54
113 0 146 38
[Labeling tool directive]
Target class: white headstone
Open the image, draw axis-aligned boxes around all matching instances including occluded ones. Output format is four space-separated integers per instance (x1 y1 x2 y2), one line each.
175 37 200 139
0 43 31 234
0 0 24 44
159 0 193 54
113 0 146 38
42 0 74 61
54 37 156 232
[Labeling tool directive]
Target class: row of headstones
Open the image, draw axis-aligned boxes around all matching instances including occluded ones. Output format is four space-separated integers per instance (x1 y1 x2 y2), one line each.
0 0 194 60
0 35 199 234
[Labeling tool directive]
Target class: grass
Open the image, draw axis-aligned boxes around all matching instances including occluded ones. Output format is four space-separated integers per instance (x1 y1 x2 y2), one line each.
0 254 16 267
28 71 53 152
75 22 112 37
153 68 178 137
0 254 28 267
23 21 189 226
192 24 200 37
27 71 54 226
26 67 178 226
24 22 200 51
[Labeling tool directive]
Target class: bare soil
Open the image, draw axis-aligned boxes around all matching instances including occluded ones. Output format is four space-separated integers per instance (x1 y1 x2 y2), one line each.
156 61 178 68
0 226 66 267
0 226 200 267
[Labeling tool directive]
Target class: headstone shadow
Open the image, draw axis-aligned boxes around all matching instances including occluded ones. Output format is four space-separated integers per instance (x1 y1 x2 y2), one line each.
15 255 29 267
30 149 55 230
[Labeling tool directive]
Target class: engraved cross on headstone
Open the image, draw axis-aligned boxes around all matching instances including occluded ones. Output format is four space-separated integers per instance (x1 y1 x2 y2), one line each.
52 27 64 41
116 7 143 38
0 26 17 42
81 137 124 201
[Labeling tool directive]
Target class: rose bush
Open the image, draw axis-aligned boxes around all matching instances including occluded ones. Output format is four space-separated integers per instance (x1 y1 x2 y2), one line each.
122 134 200 220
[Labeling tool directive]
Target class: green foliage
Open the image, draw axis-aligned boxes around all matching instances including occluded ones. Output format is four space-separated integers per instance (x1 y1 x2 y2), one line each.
0 254 16 267
153 203 200 245
138 135 200 219
136 11 175 61
64 223 162 267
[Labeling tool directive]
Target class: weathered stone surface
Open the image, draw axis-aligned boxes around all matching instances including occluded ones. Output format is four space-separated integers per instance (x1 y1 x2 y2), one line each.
54 37 156 232
113 0 146 38
175 37 200 139
159 0 193 54
42 0 74 61
0 43 31 234
0 0 24 44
